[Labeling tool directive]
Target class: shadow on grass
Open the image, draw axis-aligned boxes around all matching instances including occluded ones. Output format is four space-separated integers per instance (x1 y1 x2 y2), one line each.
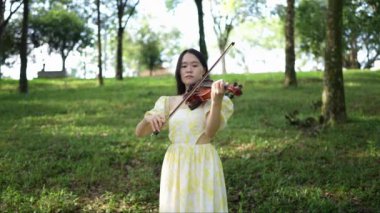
222 116 380 212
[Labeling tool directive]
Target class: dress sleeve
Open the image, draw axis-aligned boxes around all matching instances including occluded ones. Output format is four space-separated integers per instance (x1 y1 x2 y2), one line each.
203 96 234 130
144 96 168 119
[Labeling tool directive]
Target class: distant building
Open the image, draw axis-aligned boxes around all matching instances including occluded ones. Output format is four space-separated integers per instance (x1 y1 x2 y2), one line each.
139 68 171 77
37 64 66 78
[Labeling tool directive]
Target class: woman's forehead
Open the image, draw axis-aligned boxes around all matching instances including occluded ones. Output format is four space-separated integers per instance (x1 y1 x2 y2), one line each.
182 53 200 63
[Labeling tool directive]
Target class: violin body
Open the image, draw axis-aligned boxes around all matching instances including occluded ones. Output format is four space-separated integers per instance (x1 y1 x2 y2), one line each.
185 79 243 110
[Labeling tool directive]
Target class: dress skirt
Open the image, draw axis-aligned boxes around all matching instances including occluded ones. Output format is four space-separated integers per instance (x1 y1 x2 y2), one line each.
146 96 233 212
159 143 228 212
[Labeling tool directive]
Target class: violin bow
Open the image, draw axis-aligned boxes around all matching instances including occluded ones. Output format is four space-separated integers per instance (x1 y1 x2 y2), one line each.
153 42 235 135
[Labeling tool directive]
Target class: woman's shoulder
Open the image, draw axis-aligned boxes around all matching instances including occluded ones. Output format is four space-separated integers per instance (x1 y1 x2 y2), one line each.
167 95 184 109
166 95 182 101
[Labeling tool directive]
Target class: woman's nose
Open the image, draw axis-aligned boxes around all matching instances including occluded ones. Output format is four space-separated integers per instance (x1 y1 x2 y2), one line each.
185 67 193 73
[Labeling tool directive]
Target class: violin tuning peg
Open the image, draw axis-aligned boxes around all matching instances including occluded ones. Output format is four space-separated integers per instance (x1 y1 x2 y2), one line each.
233 82 238 86
239 84 243 89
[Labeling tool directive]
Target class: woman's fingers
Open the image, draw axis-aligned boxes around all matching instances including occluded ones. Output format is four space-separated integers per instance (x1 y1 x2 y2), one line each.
148 114 166 132
149 121 157 132
153 118 160 132
213 79 225 95
219 80 225 93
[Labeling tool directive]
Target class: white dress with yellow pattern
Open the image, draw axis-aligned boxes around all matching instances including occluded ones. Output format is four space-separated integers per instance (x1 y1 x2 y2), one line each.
145 96 233 213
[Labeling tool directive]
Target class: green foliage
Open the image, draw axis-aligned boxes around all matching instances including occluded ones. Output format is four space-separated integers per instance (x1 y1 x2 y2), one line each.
165 0 181 11
295 0 380 68
123 21 181 74
236 17 284 49
211 0 265 47
0 20 21 65
0 71 379 211
296 0 327 60
136 24 164 72
29 7 93 70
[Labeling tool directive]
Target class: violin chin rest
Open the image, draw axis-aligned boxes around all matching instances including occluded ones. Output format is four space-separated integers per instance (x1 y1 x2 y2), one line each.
188 100 202 110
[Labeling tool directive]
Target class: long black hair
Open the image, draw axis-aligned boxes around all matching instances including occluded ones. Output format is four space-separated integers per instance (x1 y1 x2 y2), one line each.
175 49 209 95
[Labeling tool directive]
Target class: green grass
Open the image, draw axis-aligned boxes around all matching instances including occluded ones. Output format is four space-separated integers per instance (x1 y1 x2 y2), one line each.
0 70 379 212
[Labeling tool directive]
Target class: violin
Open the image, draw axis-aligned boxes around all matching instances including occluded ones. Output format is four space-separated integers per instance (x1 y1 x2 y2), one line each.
185 79 243 110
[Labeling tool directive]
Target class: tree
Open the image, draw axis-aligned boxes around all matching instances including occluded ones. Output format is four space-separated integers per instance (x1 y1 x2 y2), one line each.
96 0 103 85
122 20 181 76
138 33 162 76
209 0 263 74
295 0 326 63
30 8 93 74
358 0 380 68
284 0 297 87
19 0 29 93
166 0 209 61
343 0 361 69
230 17 284 73
0 0 22 39
0 20 20 66
115 0 139 80
296 0 380 69
322 0 346 124
194 0 208 61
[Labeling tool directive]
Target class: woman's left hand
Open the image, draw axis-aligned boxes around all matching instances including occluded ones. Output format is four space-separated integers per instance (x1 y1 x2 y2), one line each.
211 79 225 104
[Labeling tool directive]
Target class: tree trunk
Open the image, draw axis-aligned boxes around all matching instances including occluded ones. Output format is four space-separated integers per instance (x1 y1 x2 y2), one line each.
218 45 227 74
116 0 124 80
213 20 232 74
116 24 123 80
194 0 208 61
61 52 68 76
363 53 379 69
0 0 4 38
221 50 226 74
344 35 360 69
284 0 297 87
19 0 28 94
96 0 103 85
322 0 347 124
115 0 138 80
348 36 359 68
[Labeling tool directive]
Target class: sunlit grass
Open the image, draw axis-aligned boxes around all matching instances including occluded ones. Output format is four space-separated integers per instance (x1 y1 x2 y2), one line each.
0 70 379 212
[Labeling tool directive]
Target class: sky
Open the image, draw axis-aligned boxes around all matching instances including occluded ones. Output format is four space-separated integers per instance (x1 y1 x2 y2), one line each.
1 0 291 80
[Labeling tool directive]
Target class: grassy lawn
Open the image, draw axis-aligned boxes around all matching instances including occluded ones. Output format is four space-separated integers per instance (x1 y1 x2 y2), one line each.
0 70 379 212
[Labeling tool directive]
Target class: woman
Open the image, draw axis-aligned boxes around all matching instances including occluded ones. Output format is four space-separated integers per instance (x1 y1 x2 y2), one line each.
135 48 233 212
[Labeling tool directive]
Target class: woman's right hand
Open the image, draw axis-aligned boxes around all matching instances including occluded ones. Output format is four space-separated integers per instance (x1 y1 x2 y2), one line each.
144 113 166 133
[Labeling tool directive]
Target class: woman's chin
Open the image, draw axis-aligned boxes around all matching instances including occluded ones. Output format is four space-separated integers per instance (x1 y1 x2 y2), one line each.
184 78 200 85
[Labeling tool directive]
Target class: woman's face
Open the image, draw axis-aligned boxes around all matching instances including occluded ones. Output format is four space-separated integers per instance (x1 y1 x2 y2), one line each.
180 53 206 88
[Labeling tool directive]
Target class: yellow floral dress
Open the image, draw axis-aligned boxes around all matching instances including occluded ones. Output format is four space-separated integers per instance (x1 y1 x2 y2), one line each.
145 96 233 212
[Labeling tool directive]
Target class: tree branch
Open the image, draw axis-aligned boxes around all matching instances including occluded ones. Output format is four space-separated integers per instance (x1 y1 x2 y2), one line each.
122 0 139 29
0 0 22 33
